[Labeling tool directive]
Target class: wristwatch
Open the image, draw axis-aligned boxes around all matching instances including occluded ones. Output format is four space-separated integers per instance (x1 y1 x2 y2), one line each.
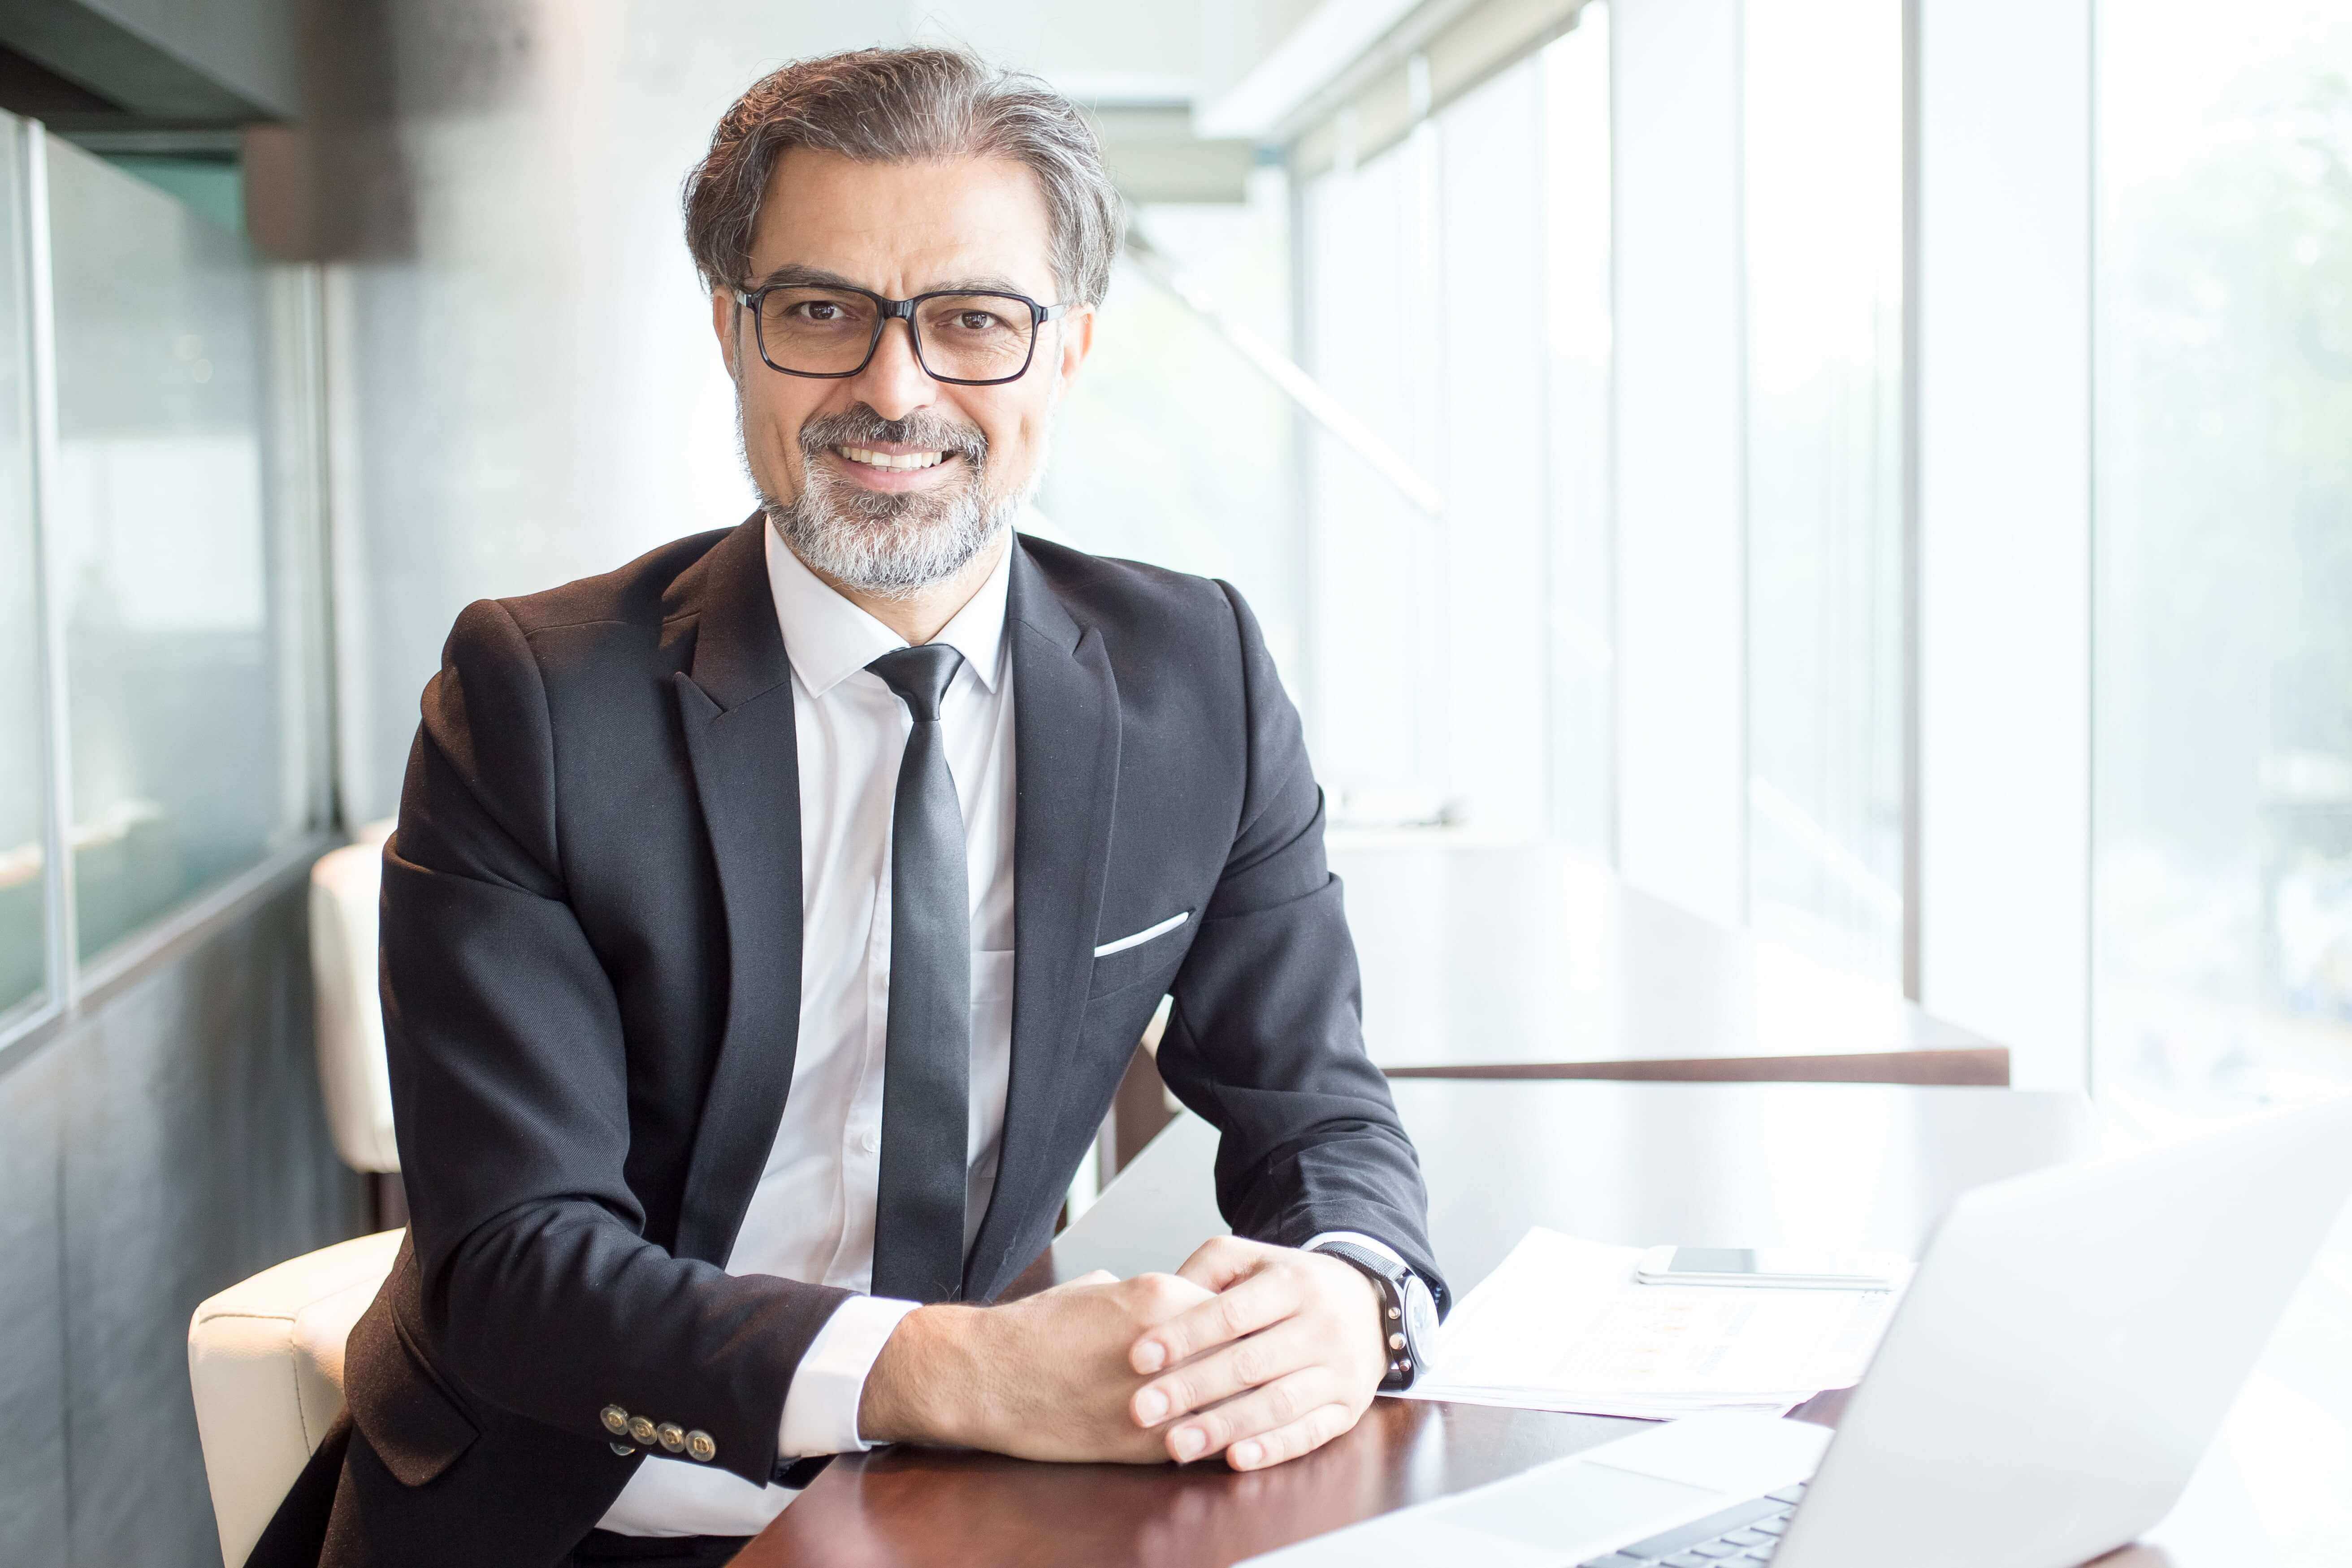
1312 1239 1440 1390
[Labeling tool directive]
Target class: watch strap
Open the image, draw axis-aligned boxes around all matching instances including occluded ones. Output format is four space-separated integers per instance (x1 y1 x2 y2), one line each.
1311 1239 1421 1389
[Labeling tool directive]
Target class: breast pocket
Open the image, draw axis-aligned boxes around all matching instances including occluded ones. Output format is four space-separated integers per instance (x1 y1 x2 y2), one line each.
1087 910 1191 999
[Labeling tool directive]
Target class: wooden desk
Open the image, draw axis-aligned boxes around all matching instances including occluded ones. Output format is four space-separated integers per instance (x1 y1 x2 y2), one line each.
743 1081 2244 1567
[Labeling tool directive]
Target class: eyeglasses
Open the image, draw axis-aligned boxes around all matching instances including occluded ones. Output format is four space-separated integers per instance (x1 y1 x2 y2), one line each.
732 282 1071 386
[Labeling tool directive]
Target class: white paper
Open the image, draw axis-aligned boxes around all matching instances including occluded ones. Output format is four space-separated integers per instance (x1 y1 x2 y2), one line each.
1391 1228 1907 1421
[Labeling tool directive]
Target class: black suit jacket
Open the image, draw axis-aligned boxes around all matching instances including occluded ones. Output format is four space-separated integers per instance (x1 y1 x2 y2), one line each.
268 518 1443 1567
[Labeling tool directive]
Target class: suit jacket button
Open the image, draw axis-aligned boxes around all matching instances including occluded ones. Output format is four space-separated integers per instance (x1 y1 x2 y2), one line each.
657 1423 687 1453
628 1416 658 1446
600 1406 630 1436
685 1430 717 1463
610 1442 636 1456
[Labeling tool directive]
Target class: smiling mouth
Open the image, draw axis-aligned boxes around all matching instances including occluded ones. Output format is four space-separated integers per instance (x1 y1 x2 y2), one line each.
836 445 950 472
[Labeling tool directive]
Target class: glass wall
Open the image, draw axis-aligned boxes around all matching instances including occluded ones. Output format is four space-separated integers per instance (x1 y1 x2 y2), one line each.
1033 170 1306 677
2094 0 2352 1112
45 135 318 962
1291 22 1615 840
1542 10 1615 860
0 119 39 1019
0 117 327 1047
1743 0 1906 981
1302 126 1449 826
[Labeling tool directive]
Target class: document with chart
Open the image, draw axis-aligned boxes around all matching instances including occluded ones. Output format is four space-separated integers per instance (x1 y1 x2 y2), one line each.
1394 1228 1909 1420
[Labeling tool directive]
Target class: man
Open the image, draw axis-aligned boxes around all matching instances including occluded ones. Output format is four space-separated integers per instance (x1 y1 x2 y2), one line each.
264 45 1446 1568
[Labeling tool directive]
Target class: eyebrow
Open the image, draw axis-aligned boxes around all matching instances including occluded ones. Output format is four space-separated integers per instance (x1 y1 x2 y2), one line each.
745 262 1041 298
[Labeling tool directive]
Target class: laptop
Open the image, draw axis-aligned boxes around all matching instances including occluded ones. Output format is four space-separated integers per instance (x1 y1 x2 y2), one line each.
1245 1096 2352 1568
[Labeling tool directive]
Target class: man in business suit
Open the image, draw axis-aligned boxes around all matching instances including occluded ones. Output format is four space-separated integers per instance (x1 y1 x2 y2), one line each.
270 45 1447 1568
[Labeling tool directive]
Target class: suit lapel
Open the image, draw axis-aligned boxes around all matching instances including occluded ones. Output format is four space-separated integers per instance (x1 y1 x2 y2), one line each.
964 541 1121 1298
669 517 805 1265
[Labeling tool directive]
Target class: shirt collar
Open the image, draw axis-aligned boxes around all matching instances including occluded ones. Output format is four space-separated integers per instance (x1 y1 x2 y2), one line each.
762 522 1012 699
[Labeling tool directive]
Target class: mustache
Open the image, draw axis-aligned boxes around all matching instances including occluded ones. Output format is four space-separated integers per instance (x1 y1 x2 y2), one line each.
797 405 988 466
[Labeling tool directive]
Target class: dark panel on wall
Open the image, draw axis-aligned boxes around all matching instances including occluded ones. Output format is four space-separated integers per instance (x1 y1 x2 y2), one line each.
0 872 366 1567
0 0 296 124
0 37 121 118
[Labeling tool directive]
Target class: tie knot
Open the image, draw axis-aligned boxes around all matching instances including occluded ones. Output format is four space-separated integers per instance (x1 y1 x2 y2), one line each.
867 643 964 722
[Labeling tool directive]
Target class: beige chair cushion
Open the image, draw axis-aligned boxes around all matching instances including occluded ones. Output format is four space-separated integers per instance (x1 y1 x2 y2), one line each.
189 1229 401 1568
309 823 400 1174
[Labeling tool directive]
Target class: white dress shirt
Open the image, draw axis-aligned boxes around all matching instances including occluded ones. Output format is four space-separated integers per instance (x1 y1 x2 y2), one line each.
598 527 1018 1536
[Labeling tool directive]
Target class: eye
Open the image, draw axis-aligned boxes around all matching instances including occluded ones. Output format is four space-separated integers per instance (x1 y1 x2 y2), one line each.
954 309 1001 331
794 300 842 323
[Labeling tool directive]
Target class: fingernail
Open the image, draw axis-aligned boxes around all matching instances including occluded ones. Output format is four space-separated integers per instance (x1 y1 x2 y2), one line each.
1232 1440 1262 1468
1172 1427 1206 1460
1135 1388 1168 1424
1134 1341 1167 1373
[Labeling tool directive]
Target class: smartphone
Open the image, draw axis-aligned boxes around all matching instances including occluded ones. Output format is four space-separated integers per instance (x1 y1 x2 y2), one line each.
1633 1245 1905 1291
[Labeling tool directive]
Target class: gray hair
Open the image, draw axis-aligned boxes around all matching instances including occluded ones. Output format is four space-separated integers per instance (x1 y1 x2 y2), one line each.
682 46 1122 308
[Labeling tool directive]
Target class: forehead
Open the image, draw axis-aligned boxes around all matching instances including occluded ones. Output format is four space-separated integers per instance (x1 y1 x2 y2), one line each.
746 147 1058 297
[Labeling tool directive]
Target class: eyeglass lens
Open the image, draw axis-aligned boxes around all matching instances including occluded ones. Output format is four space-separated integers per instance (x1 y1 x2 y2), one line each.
756 289 1035 381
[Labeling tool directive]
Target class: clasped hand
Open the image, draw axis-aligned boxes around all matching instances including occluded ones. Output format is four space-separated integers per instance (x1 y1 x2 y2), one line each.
860 1236 1386 1471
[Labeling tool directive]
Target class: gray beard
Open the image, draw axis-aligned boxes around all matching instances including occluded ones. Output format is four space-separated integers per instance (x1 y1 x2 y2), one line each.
750 406 1025 600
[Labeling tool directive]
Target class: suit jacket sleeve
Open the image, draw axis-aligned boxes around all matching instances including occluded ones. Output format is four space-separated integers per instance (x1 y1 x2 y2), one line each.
379 598 849 1486
1152 584 1451 1311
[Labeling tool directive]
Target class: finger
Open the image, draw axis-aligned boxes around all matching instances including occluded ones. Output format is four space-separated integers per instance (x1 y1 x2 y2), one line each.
1129 1267 1304 1374
1160 1368 1337 1464
1173 1235 1273 1294
1131 1318 1317 1427
1222 1401 1357 1472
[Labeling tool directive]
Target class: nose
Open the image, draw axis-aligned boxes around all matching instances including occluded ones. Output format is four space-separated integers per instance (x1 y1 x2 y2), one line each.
847 312 936 421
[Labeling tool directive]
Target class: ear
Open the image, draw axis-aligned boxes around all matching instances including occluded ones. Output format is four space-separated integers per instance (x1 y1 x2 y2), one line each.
1050 305 1096 396
710 288 739 379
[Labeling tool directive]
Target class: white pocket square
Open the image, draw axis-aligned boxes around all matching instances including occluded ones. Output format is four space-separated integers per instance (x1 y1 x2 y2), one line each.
1092 910 1190 958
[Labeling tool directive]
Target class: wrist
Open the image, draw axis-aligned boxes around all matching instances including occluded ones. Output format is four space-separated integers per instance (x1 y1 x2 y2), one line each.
857 1301 982 1447
1310 1239 1437 1389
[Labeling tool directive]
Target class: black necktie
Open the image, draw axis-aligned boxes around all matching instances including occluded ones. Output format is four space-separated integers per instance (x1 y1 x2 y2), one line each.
865 644 971 1303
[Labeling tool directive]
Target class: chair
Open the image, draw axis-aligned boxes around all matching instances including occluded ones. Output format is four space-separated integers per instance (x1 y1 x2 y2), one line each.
188 1229 402 1568
309 820 406 1224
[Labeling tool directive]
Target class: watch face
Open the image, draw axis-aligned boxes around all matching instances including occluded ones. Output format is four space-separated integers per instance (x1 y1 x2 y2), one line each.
1402 1273 1440 1360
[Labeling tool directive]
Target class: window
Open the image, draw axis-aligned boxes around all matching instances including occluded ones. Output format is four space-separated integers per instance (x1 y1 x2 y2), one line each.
1743 0 1906 981
1542 12 1614 859
1303 129 1449 824
0 118 329 1050
45 134 323 962
0 118 38 1019
1293 35 1613 839
2094 0 2352 1111
1032 172 1306 678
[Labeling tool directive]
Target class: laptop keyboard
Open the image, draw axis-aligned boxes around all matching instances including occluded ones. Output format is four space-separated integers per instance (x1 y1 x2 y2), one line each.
1576 1481 1806 1566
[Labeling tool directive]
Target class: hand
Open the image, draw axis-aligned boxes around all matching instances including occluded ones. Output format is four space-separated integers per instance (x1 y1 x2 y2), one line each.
858 1269 1217 1463
1124 1236 1388 1471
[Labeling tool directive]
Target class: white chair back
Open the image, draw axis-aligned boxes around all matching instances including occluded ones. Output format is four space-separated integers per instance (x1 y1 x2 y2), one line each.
308 821 399 1174
188 1229 401 1567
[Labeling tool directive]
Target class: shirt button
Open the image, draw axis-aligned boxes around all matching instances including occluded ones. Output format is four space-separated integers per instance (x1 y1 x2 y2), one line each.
859 1127 881 1153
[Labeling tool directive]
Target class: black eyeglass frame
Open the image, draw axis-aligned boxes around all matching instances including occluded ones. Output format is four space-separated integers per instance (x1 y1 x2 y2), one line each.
732 282 1072 386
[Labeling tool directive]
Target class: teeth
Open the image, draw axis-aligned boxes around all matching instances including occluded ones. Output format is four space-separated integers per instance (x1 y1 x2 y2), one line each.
838 446 945 471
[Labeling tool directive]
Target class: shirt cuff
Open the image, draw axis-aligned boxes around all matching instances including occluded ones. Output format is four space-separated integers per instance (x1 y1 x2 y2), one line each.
776 1294 921 1459
1303 1230 1412 1275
